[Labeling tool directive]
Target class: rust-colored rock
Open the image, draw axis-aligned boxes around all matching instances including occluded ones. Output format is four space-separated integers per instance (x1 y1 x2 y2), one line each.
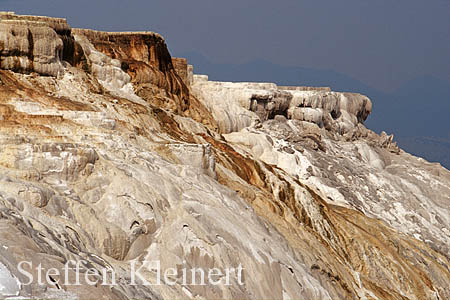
172 57 189 85
71 28 215 128
0 12 448 300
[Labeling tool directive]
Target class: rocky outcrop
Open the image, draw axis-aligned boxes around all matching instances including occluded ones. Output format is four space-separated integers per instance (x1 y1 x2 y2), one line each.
0 12 88 77
71 29 192 114
72 29 215 128
191 75 372 134
0 12 449 300
0 14 65 76
0 12 214 128
172 57 189 84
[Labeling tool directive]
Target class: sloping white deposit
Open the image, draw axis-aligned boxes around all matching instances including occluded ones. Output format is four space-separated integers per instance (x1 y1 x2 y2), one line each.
0 69 336 300
193 76 450 258
0 262 20 297
0 13 449 300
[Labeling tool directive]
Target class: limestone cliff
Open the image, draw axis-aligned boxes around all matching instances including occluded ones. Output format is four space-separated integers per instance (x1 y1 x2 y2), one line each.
0 13 449 300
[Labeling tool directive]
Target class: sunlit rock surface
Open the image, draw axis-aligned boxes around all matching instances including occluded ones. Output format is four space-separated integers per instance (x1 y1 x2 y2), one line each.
0 12 449 300
191 75 372 134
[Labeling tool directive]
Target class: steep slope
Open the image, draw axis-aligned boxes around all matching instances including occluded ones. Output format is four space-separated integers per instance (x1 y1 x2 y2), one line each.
0 12 449 300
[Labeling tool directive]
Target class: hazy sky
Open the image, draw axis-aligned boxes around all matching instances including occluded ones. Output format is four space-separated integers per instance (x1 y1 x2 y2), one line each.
1 0 449 91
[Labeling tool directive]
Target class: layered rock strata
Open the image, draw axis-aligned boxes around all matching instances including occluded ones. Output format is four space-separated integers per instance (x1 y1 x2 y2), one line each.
192 75 372 134
172 57 189 84
0 12 448 300
0 13 67 76
0 12 214 127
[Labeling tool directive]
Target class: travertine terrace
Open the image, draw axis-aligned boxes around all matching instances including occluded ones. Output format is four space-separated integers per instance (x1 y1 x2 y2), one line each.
0 12 449 300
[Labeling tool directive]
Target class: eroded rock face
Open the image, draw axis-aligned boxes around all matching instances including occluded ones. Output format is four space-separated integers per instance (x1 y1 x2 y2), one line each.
72 29 184 93
192 75 372 134
0 12 449 300
0 12 214 129
0 19 64 76
0 13 89 78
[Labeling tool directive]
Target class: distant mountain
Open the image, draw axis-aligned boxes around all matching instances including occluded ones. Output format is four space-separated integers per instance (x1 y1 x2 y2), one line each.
177 52 380 93
177 52 450 169
375 75 450 138
396 136 450 169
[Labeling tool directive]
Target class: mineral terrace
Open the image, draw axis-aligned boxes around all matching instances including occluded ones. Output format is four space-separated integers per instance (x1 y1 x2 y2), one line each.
0 12 449 300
